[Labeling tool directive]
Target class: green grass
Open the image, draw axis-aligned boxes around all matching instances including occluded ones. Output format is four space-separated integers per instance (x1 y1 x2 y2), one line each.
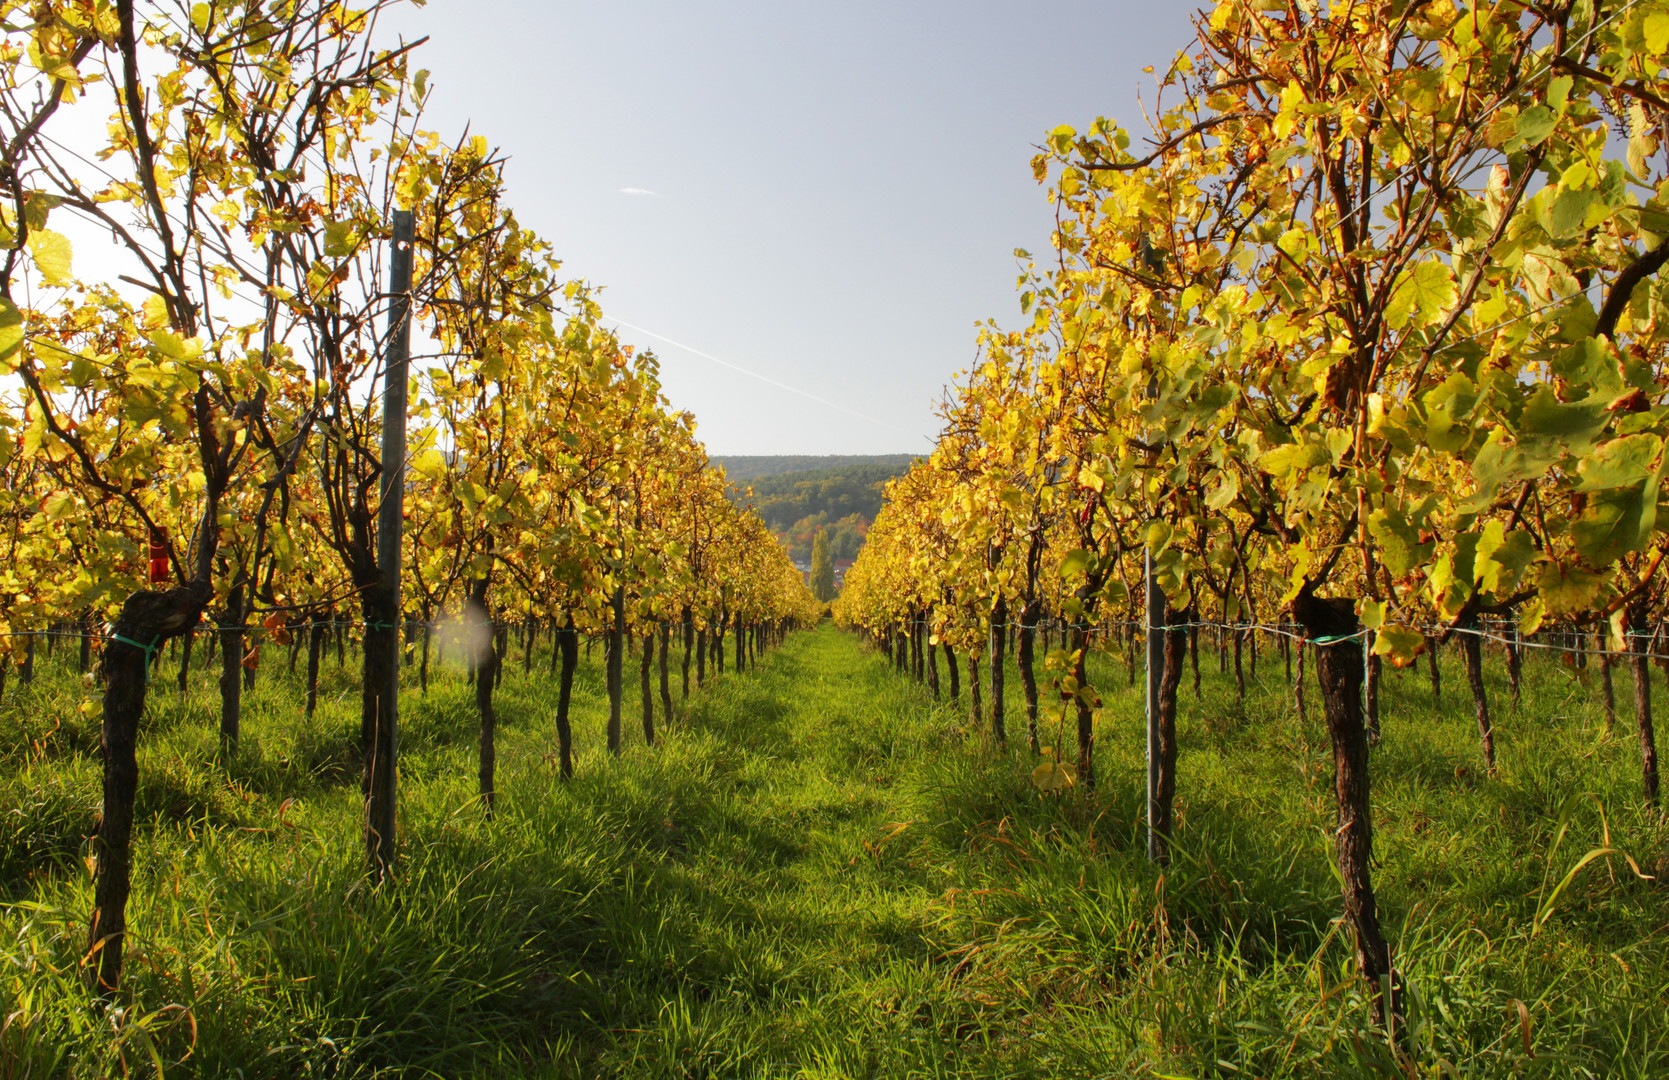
2 624 1667 1078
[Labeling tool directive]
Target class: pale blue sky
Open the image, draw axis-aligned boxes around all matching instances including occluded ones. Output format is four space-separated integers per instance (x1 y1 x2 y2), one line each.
381 1 1202 454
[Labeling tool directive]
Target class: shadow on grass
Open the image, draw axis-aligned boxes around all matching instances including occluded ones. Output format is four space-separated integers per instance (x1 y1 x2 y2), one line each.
6 626 1669 1079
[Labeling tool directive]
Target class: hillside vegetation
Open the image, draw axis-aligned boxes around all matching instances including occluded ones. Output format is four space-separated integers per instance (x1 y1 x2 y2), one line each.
718 458 919 562
737 463 912 530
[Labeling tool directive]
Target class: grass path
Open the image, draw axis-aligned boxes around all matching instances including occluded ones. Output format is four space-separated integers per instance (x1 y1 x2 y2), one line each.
4 623 1669 1077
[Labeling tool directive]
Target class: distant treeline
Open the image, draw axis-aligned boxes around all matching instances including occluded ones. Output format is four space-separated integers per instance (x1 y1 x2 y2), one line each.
730 462 915 532
711 454 918 485
716 457 919 565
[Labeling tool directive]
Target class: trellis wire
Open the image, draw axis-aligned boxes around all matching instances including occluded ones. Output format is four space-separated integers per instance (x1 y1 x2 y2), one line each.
916 617 1667 661
5 615 1666 661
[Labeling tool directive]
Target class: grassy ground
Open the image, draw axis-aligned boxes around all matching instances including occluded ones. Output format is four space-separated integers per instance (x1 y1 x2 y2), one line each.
1 623 1666 1078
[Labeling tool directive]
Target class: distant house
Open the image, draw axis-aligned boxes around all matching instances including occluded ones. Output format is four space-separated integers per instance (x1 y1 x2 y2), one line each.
792 557 854 588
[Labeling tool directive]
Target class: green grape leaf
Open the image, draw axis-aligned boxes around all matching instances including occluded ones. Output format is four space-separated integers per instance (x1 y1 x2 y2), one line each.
1369 504 1434 577
1550 337 1621 395
1476 526 1539 595
1573 453 1662 568
1547 187 1594 239
1515 104 1557 147
1519 387 1608 452
1537 562 1609 615
1576 434 1662 491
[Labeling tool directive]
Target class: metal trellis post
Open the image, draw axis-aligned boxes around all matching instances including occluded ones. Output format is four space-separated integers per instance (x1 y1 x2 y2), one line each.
1145 547 1163 862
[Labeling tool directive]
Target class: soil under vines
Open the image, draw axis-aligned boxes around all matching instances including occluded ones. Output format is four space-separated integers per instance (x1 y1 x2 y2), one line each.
2 624 1667 1078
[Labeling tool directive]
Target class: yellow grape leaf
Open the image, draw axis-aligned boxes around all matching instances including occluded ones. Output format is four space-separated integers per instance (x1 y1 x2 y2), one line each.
1537 562 1608 616
28 229 72 284
1373 623 1425 668
1031 761 1076 792
1385 259 1455 329
0 296 22 368
411 448 448 480
1645 11 1669 54
324 220 359 257
140 293 169 328
41 491 75 520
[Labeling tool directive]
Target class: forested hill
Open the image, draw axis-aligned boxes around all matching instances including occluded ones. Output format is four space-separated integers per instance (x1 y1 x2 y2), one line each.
714 455 919 563
710 454 917 484
732 463 914 530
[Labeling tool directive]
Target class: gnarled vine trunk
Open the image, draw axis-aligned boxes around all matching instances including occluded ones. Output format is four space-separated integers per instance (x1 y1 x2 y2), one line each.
555 619 578 778
681 607 694 699
1461 618 1495 771
89 580 213 996
607 585 625 756
925 610 940 698
1598 629 1615 732
1291 590 1396 1019
1425 635 1440 706
1152 606 1188 865
989 599 1007 746
218 580 245 755
659 622 673 722
305 621 324 716
641 627 655 747
468 580 498 813
1017 600 1040 754
1629 603 1660 806
1068 624 1094 790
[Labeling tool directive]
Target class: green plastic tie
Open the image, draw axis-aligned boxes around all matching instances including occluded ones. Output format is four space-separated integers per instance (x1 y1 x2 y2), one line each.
108 632 163 684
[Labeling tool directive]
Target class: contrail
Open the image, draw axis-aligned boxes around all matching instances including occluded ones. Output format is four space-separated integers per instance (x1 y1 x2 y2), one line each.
605 316 915 435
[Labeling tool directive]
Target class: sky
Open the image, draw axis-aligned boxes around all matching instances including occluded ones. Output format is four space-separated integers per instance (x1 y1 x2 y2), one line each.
375 1 1204 456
